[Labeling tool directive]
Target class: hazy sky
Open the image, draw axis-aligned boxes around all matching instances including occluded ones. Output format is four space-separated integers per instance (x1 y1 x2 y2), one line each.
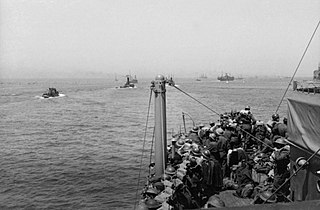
1 0 319 79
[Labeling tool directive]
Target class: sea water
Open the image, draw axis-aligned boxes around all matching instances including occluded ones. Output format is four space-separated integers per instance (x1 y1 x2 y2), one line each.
0 77 294 209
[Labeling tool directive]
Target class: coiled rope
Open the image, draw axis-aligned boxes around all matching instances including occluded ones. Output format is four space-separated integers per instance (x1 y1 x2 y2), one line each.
275 20 320 113
134 89 153 209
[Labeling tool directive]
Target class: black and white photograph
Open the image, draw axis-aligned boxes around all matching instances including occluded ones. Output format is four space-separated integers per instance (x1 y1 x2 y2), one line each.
1 1 320 209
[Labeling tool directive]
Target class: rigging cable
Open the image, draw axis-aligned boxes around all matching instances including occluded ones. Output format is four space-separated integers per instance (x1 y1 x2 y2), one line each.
148 127 155 178
171 85 221 116
160 92 166 176
133 89 153 209
264 19 320 204
241 128 274 150
275 20 320 113
263 147 320 204
170 84 274 150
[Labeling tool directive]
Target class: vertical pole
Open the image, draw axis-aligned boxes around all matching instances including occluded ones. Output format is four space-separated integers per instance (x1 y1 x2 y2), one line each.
171 138 176 163
153 75 167 177
182 112 187 133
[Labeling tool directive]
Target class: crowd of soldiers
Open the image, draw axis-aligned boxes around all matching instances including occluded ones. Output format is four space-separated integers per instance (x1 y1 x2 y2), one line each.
138 106 290 210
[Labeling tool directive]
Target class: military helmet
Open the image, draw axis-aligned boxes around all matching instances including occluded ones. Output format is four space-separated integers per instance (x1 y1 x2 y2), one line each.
272 113 280 121
191 147 201 157
215 128 224 136
165 165 176 175
191 126 199 133
209 133 216 139
222 114 229 118
176 139 185 148
146 187 159 195
202 149 211 159
144 198 162 209
198 123 204 128
181 143 192 152
161 174 171 181
256 120 264 126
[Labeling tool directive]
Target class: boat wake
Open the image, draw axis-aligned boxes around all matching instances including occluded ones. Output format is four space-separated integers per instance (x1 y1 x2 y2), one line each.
114 86 137 89
35 94 66 99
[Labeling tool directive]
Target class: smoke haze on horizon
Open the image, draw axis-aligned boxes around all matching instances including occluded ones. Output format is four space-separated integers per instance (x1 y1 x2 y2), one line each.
1 0 320 79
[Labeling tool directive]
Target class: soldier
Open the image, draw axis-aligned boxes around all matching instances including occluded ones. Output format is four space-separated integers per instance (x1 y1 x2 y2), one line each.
272 118 288 140
188 126 202 145
267 113 281 143
216 128 228 178
236 108 256 150
270 137 290 202
201 149 223 203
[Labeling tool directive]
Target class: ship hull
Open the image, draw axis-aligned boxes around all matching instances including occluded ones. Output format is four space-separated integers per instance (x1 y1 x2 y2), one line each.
218 77 234 81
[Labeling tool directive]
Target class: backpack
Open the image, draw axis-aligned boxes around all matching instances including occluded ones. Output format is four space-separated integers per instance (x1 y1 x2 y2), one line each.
168 183 200 210
202 159 223 188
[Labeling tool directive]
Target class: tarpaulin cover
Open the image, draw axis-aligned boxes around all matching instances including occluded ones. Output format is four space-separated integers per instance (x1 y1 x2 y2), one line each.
287 96 320 153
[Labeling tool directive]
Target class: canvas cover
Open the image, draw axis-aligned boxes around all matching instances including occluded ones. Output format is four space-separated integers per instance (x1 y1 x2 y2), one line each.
287 96 320 152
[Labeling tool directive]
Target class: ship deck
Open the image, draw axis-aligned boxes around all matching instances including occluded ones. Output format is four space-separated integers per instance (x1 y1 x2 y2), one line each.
212 190 320 210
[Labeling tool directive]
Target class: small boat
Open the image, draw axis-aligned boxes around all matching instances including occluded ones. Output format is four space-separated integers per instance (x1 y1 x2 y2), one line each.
218 73 235 81
118 75 136 88
196 74 207 81
42 88 60 98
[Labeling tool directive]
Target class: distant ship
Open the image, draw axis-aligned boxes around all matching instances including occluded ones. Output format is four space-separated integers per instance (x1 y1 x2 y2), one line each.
128 74 138 83
137 73 320 209
117 75 136 89
42 88 60 98
217 73 234 81
235 75 244 80
199 74 207 79
293 64 320 93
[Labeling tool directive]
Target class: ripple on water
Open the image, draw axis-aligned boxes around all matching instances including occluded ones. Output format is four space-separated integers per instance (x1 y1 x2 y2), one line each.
0 78 291 209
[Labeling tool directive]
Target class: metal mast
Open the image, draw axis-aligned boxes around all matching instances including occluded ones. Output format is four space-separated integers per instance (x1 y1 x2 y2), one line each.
152 75 167 177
